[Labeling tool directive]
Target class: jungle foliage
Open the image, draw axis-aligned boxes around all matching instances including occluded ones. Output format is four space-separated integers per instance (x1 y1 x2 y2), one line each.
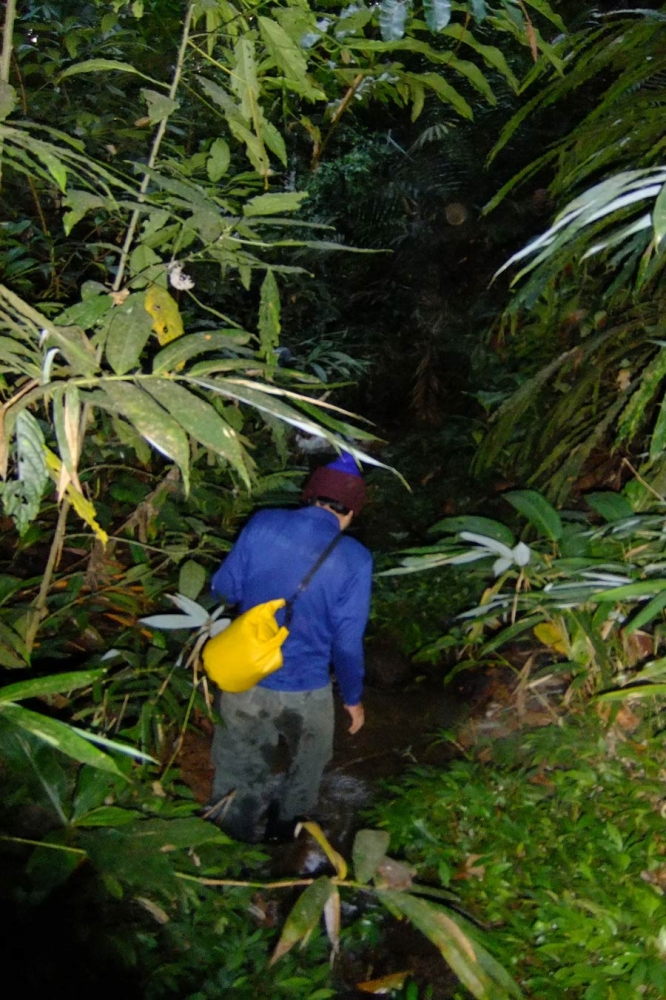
0 0 574 998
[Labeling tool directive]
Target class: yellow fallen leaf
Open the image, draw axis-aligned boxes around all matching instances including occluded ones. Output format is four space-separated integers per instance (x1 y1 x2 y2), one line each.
145 284 184 345
534 621 567 655
295 821 347 880
44 448 109 545
356 971 413 994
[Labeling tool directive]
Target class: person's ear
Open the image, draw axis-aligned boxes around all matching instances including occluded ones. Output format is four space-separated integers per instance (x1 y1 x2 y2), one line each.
340 510 354 530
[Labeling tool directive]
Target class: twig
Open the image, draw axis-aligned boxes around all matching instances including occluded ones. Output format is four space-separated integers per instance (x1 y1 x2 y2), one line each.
621 457 666 505
25 497 70 653
312 74 364 169
113 2 195 291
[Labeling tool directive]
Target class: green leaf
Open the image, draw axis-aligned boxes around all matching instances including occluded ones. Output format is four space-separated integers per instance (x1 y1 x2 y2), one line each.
584 492 634 522
617 348 666 445
152 330 251 374
379 0 410 41
97 381 190 493
207 138 231 182
258 270 281 357
470 0 487 20
353 829 390 884
654 181 666 248
129 816 231 849
144 378 252 486
504 489 562 541
595 579 666 601
141 88 179 125
650 389 666 461
424 0 451 31
58 58 167 89
178 561 207 601
625 591 666 635
244 192 308 217
418 73 473 119
376 892 522 999
270 877 334 964
62 189 109 234
55 289 113 329
258 16 309 82
104 293 154 375
0 703 122 775
1 411 48 536
429 515 515 546
0 668 104 704
0 82 17 121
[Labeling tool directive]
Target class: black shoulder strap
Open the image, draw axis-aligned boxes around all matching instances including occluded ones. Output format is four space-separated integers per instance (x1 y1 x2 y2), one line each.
284 533 344 627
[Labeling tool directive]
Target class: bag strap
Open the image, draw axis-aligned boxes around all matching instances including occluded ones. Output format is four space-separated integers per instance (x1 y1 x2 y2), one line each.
284 532 344 627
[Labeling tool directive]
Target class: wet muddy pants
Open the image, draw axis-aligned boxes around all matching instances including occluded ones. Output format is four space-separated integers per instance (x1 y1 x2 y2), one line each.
209 684 334 842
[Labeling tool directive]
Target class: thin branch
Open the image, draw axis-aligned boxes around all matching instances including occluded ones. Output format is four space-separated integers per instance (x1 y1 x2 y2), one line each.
113 2 196 292
25 497 71 653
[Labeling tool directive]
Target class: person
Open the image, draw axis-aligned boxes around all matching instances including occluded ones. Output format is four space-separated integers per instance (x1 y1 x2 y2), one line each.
207 453 373 842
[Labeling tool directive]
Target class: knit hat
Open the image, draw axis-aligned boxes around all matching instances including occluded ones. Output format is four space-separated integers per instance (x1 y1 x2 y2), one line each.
302 451 366 514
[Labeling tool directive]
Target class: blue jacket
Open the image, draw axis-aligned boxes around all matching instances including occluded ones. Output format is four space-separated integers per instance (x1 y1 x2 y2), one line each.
211 506 372 705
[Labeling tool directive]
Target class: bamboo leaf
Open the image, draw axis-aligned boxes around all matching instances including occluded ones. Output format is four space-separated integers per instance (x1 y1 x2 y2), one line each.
429 516 515 546
296 821 347 879
58 58 168 88
379 0 410 42
0 703 123 775
97 382 190 493
353 828 391 884
504 489 563 541
0 669 104 704
653 180 666 248
144 379 252 487
152 330 251 374
376 892 522 999
625 591 666 635
418 72 473 119
424 0 451 32
270 877 334 965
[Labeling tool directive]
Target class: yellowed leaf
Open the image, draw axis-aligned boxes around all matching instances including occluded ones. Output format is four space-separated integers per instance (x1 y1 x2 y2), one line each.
356 971 413 994
145 284 184 345
534 621 567 655
295 821 347 880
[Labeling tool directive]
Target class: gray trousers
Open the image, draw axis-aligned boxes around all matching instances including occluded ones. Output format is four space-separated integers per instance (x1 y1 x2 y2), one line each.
210 684 334 842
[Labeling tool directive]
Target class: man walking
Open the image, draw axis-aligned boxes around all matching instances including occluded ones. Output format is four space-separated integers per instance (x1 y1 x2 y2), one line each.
208 453 372 842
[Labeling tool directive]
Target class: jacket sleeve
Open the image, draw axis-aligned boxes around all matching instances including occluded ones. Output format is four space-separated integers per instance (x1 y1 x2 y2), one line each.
330 549 373 706
210 520 253 604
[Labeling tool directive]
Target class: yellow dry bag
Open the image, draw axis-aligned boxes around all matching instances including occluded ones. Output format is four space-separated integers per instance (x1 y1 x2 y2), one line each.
202 598 288 693
202 533 343 694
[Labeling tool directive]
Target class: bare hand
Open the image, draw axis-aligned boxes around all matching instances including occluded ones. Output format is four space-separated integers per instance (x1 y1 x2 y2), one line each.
344 702 365 734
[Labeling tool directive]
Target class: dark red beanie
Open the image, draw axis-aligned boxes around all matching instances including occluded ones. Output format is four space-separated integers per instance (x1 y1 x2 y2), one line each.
302 466 366 514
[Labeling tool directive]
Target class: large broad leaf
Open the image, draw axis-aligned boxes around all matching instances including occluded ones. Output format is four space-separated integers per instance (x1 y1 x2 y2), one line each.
424 0 451 31
379 0 410 42
104 293 154 375
97 381 190 493
258 16 309 82
0 668 105 704
144 379 252 488
0 703 123 775
353 829 391 884
584 492 634 523
504 489 562 541
270 876 334 964
377 891 522 999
